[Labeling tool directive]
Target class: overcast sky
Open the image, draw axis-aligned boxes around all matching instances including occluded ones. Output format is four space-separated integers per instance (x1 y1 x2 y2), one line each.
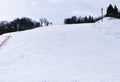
0 0 120 24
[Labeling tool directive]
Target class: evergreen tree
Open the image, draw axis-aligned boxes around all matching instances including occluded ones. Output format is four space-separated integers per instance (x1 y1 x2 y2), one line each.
106 4 114 17
71 16 77 24
106 4 119 18
114 5 119 17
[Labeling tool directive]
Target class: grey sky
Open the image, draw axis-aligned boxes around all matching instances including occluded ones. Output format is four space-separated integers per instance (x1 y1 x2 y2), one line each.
0 0 120 24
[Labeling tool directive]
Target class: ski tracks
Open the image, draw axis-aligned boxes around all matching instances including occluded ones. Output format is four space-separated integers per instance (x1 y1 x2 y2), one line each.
0 34 11 48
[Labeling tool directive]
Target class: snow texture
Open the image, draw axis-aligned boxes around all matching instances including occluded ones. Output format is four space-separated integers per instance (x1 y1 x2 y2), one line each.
0 17 120 82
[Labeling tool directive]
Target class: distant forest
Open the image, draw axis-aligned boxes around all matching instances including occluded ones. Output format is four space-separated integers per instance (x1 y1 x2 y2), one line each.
64 4 120 24
0 18 52 35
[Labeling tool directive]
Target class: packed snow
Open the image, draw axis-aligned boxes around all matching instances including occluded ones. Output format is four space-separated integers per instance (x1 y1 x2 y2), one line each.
0 17 120 82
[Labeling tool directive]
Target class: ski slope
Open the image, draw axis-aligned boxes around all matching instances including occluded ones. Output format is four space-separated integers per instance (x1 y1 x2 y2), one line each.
0 18 120 82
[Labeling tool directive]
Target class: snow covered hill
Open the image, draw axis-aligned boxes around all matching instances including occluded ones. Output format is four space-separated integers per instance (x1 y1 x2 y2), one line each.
0 17 120 82
94 18 120 39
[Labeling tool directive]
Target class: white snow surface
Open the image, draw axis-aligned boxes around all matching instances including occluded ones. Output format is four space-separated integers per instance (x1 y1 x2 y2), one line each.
0 17 120 82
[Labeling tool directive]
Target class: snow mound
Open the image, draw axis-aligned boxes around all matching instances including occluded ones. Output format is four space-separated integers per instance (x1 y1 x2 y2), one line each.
94 17 120 39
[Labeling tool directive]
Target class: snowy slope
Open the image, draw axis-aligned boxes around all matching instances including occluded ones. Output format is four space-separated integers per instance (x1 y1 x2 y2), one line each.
0 18 120 82
94 18 120 39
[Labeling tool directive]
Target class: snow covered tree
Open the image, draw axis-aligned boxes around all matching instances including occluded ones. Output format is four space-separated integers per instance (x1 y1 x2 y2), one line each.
40 18 50 27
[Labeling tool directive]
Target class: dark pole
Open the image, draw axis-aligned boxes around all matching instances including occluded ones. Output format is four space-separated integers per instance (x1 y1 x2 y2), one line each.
101 8 103 21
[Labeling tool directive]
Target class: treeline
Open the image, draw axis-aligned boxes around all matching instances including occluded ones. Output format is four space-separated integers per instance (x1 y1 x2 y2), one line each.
106 4 120 18
64 16 103 24
0 17 51 35
64 4 120 24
